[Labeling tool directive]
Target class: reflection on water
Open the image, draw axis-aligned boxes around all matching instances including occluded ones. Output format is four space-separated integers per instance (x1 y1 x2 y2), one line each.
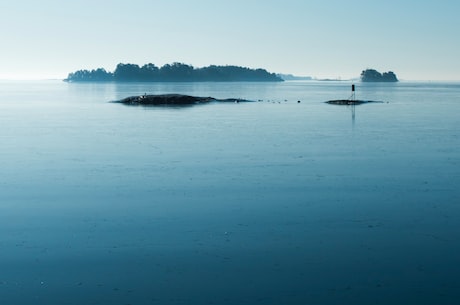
351 103 356 125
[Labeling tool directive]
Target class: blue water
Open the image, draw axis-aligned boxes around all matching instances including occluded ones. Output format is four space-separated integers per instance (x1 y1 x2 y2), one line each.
0 80 459 304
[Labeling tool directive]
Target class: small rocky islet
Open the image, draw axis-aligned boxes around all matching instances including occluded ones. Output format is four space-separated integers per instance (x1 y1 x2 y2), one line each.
114 94 254 106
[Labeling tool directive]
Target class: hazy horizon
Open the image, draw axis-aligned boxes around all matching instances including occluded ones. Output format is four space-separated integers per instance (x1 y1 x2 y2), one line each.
1 1 460 81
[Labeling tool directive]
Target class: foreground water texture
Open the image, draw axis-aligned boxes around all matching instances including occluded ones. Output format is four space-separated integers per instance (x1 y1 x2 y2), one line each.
0 80 459 304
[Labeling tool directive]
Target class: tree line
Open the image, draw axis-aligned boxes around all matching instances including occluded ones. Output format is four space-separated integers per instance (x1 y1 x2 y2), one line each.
65 63 283 82
360 69 398 82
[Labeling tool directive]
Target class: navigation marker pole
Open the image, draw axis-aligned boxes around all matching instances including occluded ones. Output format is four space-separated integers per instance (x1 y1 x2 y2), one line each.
350 84 356 101
350 84 356 124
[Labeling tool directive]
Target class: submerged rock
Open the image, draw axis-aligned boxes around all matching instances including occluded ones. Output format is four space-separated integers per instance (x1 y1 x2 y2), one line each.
326 99 384 105
114 94 252 106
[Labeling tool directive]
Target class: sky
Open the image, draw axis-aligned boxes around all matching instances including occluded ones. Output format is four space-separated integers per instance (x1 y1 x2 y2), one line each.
1 0 459 80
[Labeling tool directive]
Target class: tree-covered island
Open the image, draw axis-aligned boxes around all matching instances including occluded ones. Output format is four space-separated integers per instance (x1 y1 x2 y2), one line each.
361 69 398 82
65 62 283 82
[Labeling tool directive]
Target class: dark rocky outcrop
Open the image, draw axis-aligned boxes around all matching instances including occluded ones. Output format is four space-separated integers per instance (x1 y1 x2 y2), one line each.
114 94 253 106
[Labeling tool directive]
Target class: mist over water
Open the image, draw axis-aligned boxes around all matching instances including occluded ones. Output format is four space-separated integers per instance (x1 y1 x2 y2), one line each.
0 80 459 304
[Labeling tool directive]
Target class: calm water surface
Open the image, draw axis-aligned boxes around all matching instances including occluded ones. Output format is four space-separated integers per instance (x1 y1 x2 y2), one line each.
0 80 459 304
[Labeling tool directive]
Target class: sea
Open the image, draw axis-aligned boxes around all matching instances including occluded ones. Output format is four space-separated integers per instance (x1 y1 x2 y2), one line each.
0 80 459 304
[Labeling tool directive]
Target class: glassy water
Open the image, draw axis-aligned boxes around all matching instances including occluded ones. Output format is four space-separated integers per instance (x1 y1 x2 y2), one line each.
0 80 459 304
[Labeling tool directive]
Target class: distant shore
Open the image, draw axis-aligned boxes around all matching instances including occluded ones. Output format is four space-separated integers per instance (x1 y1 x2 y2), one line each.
65 63 283 82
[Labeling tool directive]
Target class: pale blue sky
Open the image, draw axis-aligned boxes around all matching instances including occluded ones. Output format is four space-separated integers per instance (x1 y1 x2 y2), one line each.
1 0 459 80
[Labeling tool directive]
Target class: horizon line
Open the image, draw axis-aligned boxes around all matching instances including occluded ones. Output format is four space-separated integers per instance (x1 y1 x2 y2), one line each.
2 78 460 83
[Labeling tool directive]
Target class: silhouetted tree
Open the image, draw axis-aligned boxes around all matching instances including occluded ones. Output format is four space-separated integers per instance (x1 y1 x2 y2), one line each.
382 71 398 82
140 63 160 81
65 68 113 82
114 63 142 81
159 62 194 81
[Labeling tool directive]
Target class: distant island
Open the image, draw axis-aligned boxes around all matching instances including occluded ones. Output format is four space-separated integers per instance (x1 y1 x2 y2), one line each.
277 74 312 81
361 69 398 82
65 63 283 82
